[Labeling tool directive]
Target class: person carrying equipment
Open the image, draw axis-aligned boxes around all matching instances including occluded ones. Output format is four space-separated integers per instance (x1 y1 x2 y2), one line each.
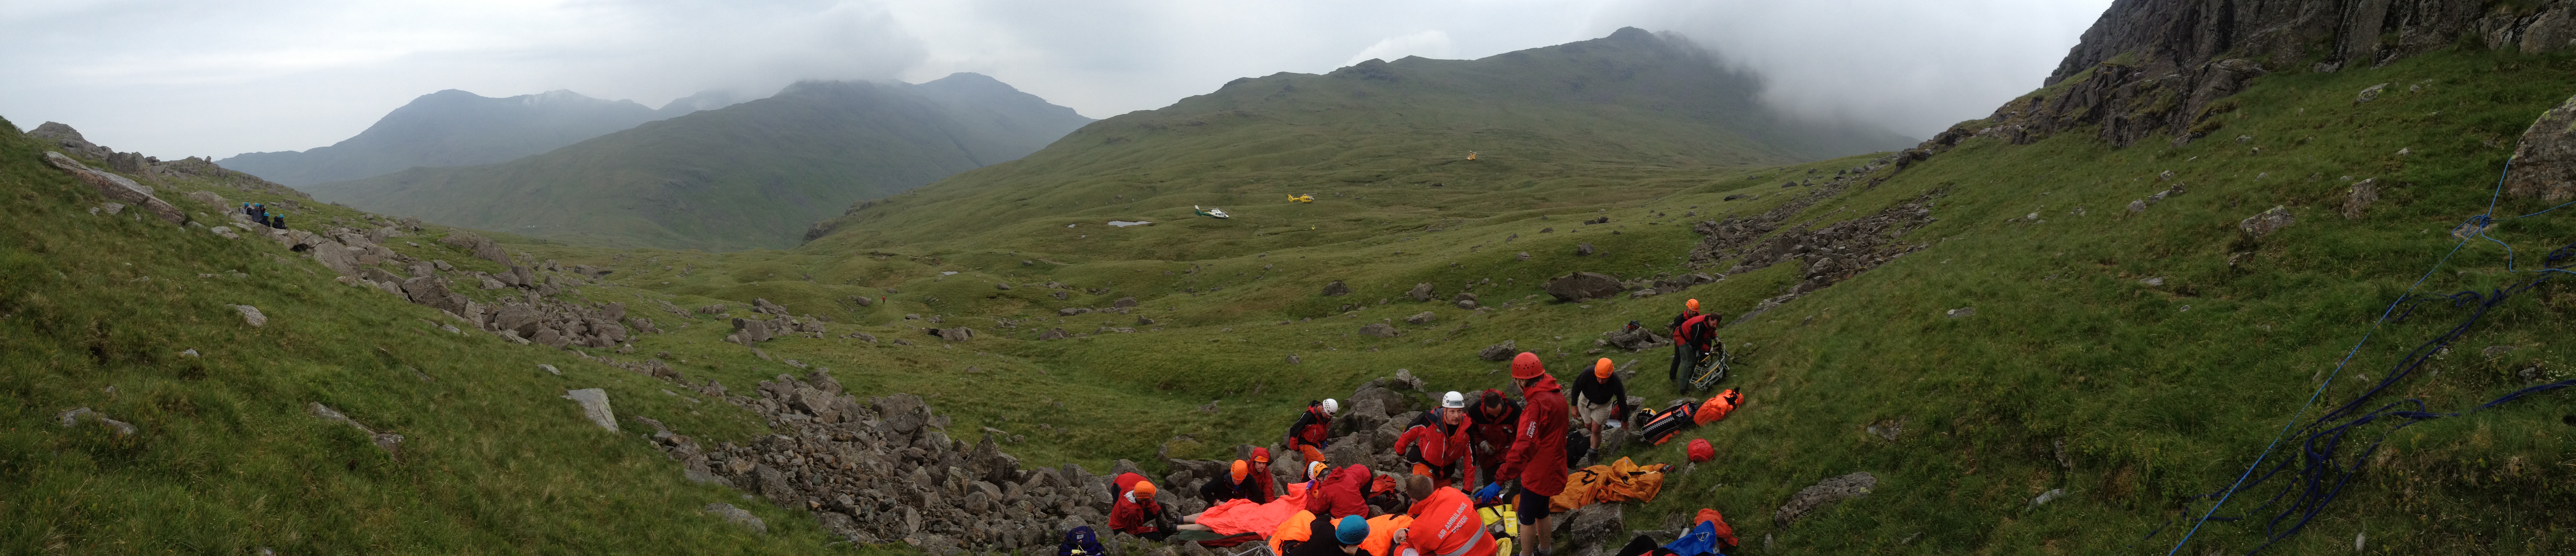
1392 475 1499 556
1568 359 1626 454
1464 389 1521 493
1494 352 1568 556
1396 391 1475 489
1306 463 1375 520
1667 300 1722 391
1283 515 1374 556
1286 399 1339 464
1110 473 1172 540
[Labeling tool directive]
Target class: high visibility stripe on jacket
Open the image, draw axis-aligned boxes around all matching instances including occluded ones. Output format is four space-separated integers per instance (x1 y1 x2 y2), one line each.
1399 488 1496 556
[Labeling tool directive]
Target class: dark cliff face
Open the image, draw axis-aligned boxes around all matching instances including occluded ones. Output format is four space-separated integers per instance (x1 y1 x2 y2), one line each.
1903 0 2576 154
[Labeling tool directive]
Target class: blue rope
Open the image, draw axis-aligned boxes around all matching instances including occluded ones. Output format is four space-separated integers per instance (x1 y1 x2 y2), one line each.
2159 159 2576 554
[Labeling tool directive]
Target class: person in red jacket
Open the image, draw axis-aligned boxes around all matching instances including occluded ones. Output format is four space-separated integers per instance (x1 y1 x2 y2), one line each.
1393 475 1498 556
1285 399 1340 465
1304 463 1374 520
1464 389 1521 493
1668 300 1721 391
1247 447 1279 501
1396 391 1476 489
1495 352 1568 556
1109 473 1171 540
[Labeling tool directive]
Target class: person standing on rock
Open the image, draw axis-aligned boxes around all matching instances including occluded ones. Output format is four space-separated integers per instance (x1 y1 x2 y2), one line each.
1569 358 1626 454
1109 474 1172 541
1465 389 1521 494
1393 475 1499 556
1285 398 1339 465
1493 352 1568 556
1395 391 1475 489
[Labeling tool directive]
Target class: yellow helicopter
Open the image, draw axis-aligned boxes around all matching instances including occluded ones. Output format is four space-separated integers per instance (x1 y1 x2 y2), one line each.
1287 194 1314 203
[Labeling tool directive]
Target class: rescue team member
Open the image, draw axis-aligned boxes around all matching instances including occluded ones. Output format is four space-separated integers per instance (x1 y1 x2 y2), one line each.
1394 391 1475 488
1246 448 1278 501
1286 399 1340 465
1393 475 1497 556
1199 459 1267 505
1464 389 1521 492
1306 463 1375 520
1284 516 1374 556
1495 352 1568 556
1668 300 1722 390
1109 473 1171 540
1568 358 1625 453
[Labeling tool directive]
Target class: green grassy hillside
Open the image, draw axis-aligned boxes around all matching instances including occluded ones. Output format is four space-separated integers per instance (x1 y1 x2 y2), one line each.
218 89 681 186
16 34 2576 556
0 118 886 555
304 73 1092 252
550 49 2575 554
800 27 1915 257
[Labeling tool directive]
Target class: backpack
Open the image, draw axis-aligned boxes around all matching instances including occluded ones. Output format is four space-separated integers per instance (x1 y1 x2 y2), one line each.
1637 400 1698 446
1693 390 1741 426
1060 525 1107 556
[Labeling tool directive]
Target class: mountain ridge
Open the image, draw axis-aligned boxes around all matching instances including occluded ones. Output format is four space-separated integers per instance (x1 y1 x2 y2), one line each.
218 88 744 186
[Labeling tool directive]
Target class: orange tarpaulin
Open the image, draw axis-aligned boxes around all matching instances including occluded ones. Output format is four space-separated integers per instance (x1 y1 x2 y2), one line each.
1549 457 1670 512
1199 483 1311 536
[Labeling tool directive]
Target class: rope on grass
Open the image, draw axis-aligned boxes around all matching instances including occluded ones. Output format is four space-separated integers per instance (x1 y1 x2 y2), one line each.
2150 159 2576 555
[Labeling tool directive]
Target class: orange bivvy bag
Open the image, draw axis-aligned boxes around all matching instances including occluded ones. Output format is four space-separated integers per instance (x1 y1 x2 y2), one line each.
1693 390 1741 426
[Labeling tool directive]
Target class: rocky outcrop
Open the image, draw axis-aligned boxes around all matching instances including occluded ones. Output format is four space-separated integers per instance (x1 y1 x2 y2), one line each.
1478 340 1520 361
43 151 186 225
1320 280 1351 297
1775 471 1876 527
1905 0 2576 159
1359 323 1402 338
1544 272 1626 302
563 389 618 432
2507 92 2576 202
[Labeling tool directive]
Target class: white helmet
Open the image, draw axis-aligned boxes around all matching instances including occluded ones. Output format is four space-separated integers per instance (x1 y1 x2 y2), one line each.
1441 391 1466 408
1319 399 1339 415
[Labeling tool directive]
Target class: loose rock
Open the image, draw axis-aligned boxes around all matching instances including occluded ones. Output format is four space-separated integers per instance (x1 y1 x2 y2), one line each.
562 389 618 432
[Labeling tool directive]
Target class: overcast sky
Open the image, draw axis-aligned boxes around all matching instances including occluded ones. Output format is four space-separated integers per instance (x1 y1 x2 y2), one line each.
0 0 2109 159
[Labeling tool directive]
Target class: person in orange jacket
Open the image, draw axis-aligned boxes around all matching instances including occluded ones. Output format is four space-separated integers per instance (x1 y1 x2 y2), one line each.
1392 475 1498 556
1494 352 1568 556
1108 473 1171 540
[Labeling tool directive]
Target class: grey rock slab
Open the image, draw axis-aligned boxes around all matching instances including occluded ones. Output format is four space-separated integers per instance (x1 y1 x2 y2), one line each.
703 503 767 533
232 305 267 327
561 388 617 432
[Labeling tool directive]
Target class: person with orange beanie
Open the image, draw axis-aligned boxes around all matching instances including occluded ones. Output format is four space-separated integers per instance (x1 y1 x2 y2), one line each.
1568 358 1627 454
1495 352 1568 556
1109 472 1172 540
1392 475 1498 556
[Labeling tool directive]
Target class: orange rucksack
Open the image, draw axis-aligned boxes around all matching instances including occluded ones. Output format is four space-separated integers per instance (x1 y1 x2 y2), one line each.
1694 390 1741 426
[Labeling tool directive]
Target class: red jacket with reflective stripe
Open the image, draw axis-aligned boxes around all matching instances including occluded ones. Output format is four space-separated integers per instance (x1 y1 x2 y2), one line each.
1498 374 1569 495
1400 487 1496 556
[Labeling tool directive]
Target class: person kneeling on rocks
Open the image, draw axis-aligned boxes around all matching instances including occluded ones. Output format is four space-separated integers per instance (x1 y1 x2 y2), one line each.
1394 475 1498 556
1109 473 1173 541
1285 398 1338 465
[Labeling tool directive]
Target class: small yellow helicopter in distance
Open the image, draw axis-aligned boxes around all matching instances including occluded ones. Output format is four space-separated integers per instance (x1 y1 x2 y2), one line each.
1287 194 1314 203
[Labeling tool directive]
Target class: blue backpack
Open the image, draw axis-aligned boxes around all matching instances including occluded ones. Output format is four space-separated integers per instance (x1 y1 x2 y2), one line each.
1060 525 1107 556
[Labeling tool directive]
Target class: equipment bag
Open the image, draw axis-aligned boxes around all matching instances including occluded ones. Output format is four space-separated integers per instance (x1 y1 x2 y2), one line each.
1060 525 1108 556
1477 504 1519 556
1636 401 1697 446
1693 390 1741 426
1685 438 1715 463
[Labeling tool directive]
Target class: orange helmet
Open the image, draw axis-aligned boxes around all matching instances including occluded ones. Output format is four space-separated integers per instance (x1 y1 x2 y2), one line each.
1232 460 1251 483
1132 481 1157 498
1687 299 1699 312
1252 447 1271 463
1309 461 1330 480
1595 358 1614 380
